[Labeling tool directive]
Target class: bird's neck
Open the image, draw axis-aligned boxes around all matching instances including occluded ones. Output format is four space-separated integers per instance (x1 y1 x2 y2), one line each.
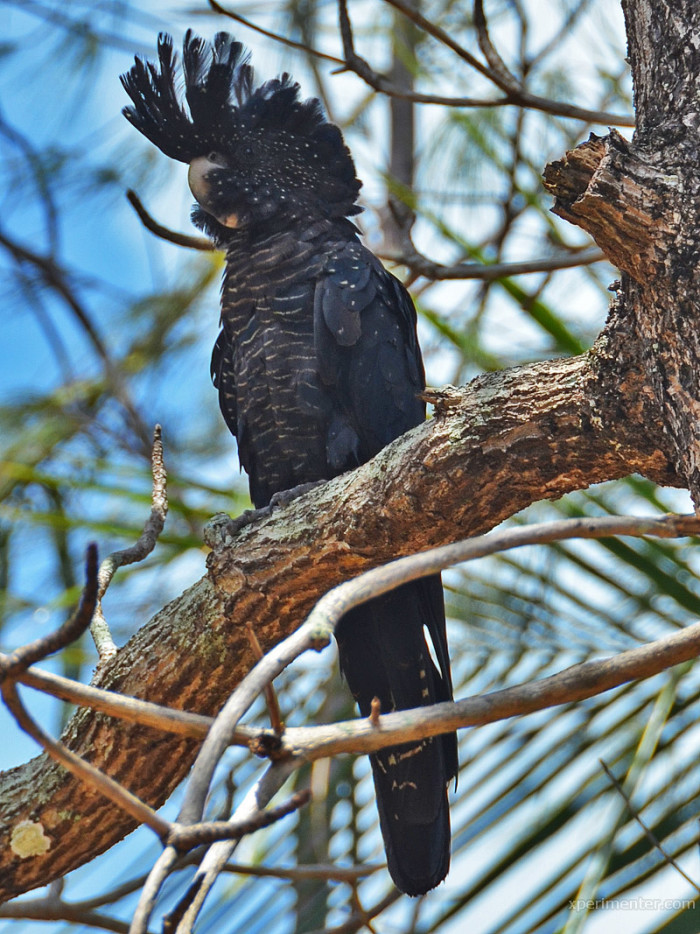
222 215 358 276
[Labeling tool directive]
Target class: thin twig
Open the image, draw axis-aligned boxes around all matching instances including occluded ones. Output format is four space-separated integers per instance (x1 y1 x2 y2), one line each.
0 544 98 678
91 425 168 661
382 0 492 80
18 664 217 740
0 897 135 934
379 246 606 280
218 860 380 882
473 0 520 90
208 0 344 65
245 622 284 735
599 759 700 894
167 790 310 851
126 191 213 252
305 889 401 934
169 760 300 934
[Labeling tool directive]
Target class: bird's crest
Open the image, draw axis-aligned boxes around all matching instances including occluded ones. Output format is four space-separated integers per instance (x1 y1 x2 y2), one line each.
121 31 360 206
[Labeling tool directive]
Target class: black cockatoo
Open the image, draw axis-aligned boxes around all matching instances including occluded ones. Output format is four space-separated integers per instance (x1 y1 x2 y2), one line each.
122 31 457 895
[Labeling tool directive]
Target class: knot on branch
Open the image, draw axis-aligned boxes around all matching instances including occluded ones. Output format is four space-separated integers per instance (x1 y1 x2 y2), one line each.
543 130 679 284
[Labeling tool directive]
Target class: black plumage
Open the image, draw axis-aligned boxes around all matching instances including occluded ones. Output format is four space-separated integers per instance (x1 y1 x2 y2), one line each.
122 32 457 895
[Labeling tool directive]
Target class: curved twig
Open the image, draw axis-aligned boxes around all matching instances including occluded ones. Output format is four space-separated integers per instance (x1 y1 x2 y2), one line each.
126 191 214 252
208 0 344 65
0 544 98 677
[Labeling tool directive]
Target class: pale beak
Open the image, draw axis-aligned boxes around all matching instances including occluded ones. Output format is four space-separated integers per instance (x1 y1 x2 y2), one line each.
188 155 240 228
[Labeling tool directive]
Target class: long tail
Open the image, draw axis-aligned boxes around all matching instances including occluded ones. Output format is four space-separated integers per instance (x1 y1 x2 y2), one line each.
335 574 457 895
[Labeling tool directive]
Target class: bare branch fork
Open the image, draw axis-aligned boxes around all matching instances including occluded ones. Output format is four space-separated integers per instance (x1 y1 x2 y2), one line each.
336 0 634 124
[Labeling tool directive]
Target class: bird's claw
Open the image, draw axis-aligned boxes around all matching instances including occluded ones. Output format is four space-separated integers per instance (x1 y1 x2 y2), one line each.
203 481 325 549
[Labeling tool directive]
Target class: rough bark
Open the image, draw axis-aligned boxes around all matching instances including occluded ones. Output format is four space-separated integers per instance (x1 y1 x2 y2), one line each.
545 0 700 502
0 0 698 902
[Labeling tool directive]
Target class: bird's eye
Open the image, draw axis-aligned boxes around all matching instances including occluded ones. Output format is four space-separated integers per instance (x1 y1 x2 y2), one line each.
207 151 223 164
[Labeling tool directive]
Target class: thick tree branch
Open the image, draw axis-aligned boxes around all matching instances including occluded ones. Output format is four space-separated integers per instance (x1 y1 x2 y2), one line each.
0 347 678 901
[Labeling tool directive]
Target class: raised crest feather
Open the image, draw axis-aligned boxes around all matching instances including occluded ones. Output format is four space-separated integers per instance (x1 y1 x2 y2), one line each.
121 31 351 177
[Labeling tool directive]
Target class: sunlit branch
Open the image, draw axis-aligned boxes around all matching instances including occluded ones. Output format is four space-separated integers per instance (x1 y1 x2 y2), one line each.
19 664 217 740
91 426 168 662
163 760 301 934
303 513 699 634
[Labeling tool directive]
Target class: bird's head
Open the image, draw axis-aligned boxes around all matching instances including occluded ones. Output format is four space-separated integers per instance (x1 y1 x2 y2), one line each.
121 31 362 239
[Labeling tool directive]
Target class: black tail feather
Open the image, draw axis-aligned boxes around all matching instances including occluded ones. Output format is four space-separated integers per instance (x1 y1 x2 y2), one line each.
372 754 452 895
335 575 456 895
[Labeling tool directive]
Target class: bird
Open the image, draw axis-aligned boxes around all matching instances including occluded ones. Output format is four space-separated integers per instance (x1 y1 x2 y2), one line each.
121 31 457 896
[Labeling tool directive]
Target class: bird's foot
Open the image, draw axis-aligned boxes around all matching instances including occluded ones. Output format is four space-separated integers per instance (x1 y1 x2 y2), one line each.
203 509 268 548
203 481 325 549
268 479 325 509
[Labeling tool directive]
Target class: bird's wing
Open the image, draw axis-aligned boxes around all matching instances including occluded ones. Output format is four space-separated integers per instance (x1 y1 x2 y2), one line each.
314 239 425 471
314 237 454 715
210 325 239 439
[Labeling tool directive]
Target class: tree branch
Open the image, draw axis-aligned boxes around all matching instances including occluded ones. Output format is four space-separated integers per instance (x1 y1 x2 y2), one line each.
380 244 606 280
0 345 680 900
126 191 213 252
91 425 168 662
